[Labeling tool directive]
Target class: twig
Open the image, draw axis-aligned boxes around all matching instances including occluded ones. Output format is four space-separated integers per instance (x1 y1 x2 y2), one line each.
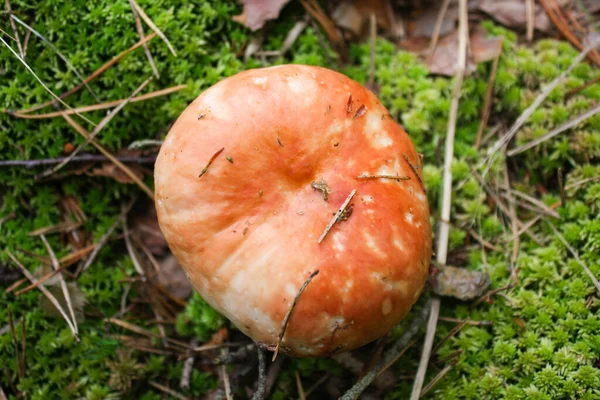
129 0 159 78
526 0 535 42
251 347 267 400
403 154 426 193
0 154 157 167
507 102 600 156
128 0 177 56
431 319 469 356
198 147 225 178
566 74 600 97
273 270 319 361
0 35 96 126
368 13 376 89
15 33 157 114
220 349 234 400
123 217 146 278
11 15 99 102
438 316 493 325
299 0 345 61
128 139 163 149
149 381 189 400
179 338 198 390
6 307 24 379
28 221 81 236
475 39 503 149
565 175 600 191
546 220 600 294
318 189 357 244
14 263 70 295
10 84 185 119
280 17 308 56
497 186 560 218
37 78 152 179
411 2 468 399
60 113 154 199
426 0 451 64
40 234 78 334
6 250 79 341
419 361 456 398
339 298 432 400
356 174 410 181
296 371 306 400
466 228 502 252
4 0 23 58
558 168 566 205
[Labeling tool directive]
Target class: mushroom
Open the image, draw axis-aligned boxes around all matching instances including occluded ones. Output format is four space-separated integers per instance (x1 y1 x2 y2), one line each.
154 65 432 357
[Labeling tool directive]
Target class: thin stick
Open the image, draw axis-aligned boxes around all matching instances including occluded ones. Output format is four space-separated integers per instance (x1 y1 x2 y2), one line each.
198 147 224 178
179 338 198 390
6 250 79 341
16 33 157 114
149 381 189 400
0 27 16 41
403 154 426 193
318 189 356 244
251 348 267 400
426 0 451 64
508 102 600 156
498 186 560 218
0 154 157 167
566 74 600 97
220 349 234 400
565 175 600 191
4 0 23 58
431 319 469 356
273 270 319 361
411 2 468 399
438 316 493 325
60 113 154 199
526 0 535 42
128 0 177 56
14 264 71 295
296 371 306 400
11 15 99 101
357 174 410 181
0 35 96 126
10 84 185 119
546 220 600 294
6 307 24 379
339 298 432 400
40 235 78 334
419 361 456 398
475 39 503 149
38 78 152 179
129 0 159 78
123 215 146 277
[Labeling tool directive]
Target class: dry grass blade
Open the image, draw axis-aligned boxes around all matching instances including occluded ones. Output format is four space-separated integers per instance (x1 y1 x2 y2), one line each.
0 26 16 41
27 221 82 236
128 0 177 56
6 250 79 341
357 174 410 181
38 78 152 179
5 277 27 294
339 298 432 400
0 36 96 126
499 186 560 218
475 39 503 149
129 0 159 78
295 371 306 400
411 2 468 399
148 381 190 400
4 0 23 58
12 84 185 119
15 263 71 296
546 220 600 294
220 349 234 400
198 147 225 178
76 209 125 276
40 234 78 334
419 361 456 398
508 102 600 156
273 270 319 361
432 319 469 356
565 175 600 191
526 0 535 42
106 318 190 350
11 15 99 101
503 164 520 283
60 113 155 199
426 0 451 63
6 307 25 379
17 33 157 114
482 36 600 174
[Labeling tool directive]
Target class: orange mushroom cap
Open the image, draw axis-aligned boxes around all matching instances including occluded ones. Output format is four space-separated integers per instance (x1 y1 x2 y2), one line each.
154 65 432 357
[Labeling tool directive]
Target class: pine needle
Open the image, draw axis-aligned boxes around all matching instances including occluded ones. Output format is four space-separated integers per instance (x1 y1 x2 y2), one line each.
128 0 177 56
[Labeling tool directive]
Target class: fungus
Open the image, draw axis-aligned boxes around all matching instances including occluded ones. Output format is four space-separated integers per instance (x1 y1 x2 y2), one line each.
154 65 432 357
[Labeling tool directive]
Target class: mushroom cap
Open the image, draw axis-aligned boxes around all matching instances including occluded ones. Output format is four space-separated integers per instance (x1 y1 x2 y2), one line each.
154 65 432 357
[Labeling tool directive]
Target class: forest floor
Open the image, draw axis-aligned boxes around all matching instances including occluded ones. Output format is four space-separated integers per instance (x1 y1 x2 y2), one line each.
1 1 600 399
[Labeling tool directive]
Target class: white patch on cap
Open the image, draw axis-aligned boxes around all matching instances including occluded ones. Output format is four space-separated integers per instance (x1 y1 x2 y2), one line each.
405 212 414 223
363 232 385 258
343 280 354 293
252 77 268 87
332 232 346 252
393 237 405 251
329 316 345 332
364 113 394 148
382 297 392 315
287 77 306 94
361 195 374 204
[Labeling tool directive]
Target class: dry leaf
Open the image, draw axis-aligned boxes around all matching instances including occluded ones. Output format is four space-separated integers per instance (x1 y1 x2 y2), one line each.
410 5 458 38
332 0 393 37
152 254 193 300
132 203 169 256
233 0 291 31
39 282 87 321
431 265 491 300
90 162 144 184
477 0 552 33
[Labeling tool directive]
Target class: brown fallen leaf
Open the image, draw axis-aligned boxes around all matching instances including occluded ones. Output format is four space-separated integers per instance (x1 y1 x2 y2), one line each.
152 254 193 301
332 0 392 36
90 162 144 184
131 202 169 256
233 0 291 31
430 264 491 300
477 0 552 33
400 28 503 76
410 4 458 38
